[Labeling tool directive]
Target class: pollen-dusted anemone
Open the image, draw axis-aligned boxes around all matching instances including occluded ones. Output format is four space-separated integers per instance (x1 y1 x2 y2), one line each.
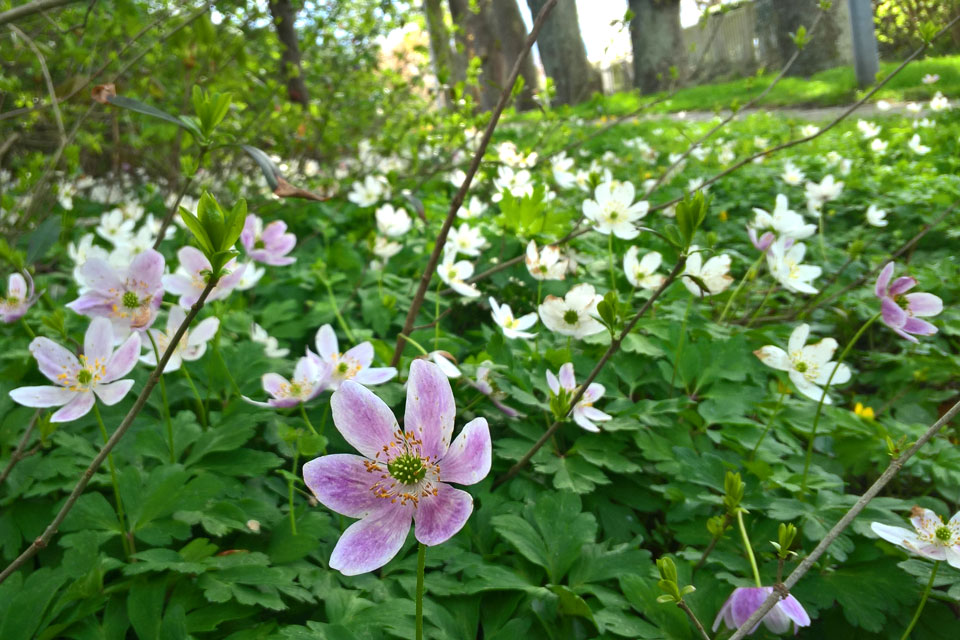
302 360 491 576
874 261 943 343
67 248 165 334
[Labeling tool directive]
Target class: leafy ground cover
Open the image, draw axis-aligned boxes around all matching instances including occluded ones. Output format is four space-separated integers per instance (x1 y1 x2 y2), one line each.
1 75 959 640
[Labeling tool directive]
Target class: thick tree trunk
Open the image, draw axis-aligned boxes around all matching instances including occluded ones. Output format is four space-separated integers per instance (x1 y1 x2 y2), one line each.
268 0 309 108
628 0 684 94
489 0 540 111
424 0 463 106
755 0 846 77
526 0 601 105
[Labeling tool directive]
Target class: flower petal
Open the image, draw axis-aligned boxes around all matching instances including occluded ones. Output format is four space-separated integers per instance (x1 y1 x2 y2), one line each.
881 297 908 329
413 483 473 546
546 369 560 395
779 594 811 628
30 337 80 383
888 276 916 296
94 379 135 405
404 359 455 460
315 324 338 362
906 293 943 317
352 366 397 386
871 522 920 550
440 418 491 486
329 502 413 575
187 317 220 346
129 249 165 290
105 333 141 381
10 385 76 408
788 324 810 354
754 346 790 371
343 342 374 369
51 391 96 422
331 380 400 459
303 454 391 518
76 257 123 293
559 363 576 391
875 262 894 297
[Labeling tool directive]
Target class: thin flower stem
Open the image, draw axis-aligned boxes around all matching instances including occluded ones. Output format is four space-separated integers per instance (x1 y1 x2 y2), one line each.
288 448 299 536
93 403 132 558
736 510 762 588
745 282 777 328
801 312 881 494
398 333 431 357
0 409 41 488
299 404 319 437
322 277 356 344
146 331 175 462
180 364 207 429
900 561 940 640
677 601 713 640
750 392 786 460
719 254 764 324
20 318 35 339
416 542 426 640
729 399 960 640
694 513 732 574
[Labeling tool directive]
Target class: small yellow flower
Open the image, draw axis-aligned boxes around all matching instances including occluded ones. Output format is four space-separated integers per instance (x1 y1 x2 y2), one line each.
854 402 875 419
644 171 652 179
719 210 728 222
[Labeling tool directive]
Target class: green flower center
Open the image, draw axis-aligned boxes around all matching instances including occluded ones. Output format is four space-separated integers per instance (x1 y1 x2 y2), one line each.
122 291 140 309
254 239 266 250
795 362 808 373
935 526 952 542
388 453 426 485
77 369 92 384
894 294 909 310
337 362 349 374
288 382 302 396
563 310 579 325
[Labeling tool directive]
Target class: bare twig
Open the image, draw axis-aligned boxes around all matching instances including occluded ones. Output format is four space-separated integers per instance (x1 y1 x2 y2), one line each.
678 601 713 640
493 257 686 487
0 276 220 586
388 0 559 367
728 398 960 640
0 410 42 487
8 25 65 142
0 0 83 27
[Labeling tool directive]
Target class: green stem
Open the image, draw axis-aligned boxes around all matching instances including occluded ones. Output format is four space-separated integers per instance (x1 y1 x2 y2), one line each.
416 542 426 640
750 392 786 460
93 403 132 557
746 282 777 328
670 296 693 389
607 233 616 293
288 447 300 536
801 312 881 494
146 332 175 463
719 254 764 324
736 510 762 588
322 277 356 344
318 402 330 453
398 333 431 357
20 318 35 339
180 364 207 429
299 404 319 437
900 561 939 640
818 212 827 264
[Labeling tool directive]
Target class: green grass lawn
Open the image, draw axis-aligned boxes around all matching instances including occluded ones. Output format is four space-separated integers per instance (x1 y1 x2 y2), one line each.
557 54 960 119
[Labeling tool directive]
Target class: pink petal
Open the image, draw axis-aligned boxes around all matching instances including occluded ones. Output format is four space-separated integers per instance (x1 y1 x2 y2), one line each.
178 246 210 275
413 483 473 546
352 367 397 386
315 325 338 362
129 249 165 290
439 418 491 486
104 333 141 381
10 385 76 408
888 276 917 296
262 373 289 396
779 595 811 628
559 363 576 391
902 316 937 337
881 297 907 328
331 380 400 459
405 360 455 460
7 273 27 298
875 262 894 297
94 379 134 405
329 502 413 575
546 369 560 395
240 214 257 250
906 293 943 317
30 337 79 383
84 317 114 366
187 317 220 346
343 342 374 368
161 274 195 297
77 258 123 293
730 587 768 628
51 391 95 422
303 454 393 518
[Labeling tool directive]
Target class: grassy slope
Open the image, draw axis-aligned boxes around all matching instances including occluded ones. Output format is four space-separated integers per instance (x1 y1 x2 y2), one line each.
543 54 960 119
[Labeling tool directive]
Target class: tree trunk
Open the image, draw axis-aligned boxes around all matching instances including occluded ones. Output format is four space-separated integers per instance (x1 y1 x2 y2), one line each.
628 0 684 93
489 0 540 111
526 0 601 105
755 0 847 77
424 0 463 106
268 0 309 108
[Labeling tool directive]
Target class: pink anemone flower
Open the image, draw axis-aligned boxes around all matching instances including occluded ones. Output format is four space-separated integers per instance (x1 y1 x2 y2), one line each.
303 360 491 575
9 317 140 422
1 271 40 323
546 362 611 432
240 214 297 266
307 324 396 390
713 586 811 636
162 247 246 309
875 262 943 343
242 354 330 409
67 249 165 334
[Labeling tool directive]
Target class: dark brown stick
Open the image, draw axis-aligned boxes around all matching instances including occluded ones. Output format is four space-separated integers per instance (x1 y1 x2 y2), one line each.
493 256 686 488
388 0 559 367
0 276 219 585
0 410 41 487
0 0 83 27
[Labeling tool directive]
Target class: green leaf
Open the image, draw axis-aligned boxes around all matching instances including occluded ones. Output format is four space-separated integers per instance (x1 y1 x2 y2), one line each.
547 585 597 628
241 145 281 190
0 568 69 640
179 208 213 254
26 216 60 264
127 578 166 640
107 95 203 140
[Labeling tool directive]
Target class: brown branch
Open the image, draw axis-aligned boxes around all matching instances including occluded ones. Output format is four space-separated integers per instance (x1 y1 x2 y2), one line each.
0 275 220 586
9 24 65 142
0 410 41 488
493 256 686 488
728 397 960 640
388 0 559 367
678 600 713 640
0 0 83 27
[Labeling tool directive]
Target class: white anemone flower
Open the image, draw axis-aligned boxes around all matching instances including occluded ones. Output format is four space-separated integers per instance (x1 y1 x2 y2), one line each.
825 152 852 176
96 210 135 245
781 160 806 186
429 350 461 378
871 507 960 568
525 240 567 281
140 307 220 372
754 323 851 404
766 239 821 294
750 194 817 243
457 195 486 219
375 204 412 237
870 138 888 154
930 91 949 111
250 322 289 358
866 204 888 227
800 124 819 137
682 246 733 297
582 180 649 239
439 254 480 298
489 297 537 339
546 363 611 432
551 152 577 189
491 166 534 202
445 223 485 257
907 134 931 155
372 236 402 261
347 175 390 208
856 119 881 139
538 283 604 339
623 247 665 290
804 175 844 215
